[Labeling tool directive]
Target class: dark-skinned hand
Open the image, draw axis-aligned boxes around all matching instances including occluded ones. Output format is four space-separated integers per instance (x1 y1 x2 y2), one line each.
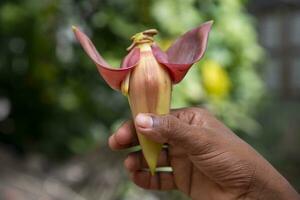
109 107 299 200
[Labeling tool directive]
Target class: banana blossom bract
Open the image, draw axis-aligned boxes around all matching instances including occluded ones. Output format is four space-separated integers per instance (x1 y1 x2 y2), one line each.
73 21 212 175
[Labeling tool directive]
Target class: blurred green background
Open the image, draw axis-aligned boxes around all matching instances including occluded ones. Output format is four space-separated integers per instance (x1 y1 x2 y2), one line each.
0 0 299 199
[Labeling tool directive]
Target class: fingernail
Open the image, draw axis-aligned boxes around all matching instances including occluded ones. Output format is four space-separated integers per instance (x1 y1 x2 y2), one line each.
135 114 153 128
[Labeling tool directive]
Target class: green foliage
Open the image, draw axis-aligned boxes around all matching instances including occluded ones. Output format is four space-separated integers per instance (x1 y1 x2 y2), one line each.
153 0 265 134
0 0 264 157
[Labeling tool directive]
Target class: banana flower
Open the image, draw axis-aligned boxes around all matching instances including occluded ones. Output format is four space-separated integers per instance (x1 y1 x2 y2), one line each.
73 21 212 175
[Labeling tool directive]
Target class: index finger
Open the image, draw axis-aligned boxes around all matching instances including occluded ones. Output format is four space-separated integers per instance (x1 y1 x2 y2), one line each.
108 120 138 150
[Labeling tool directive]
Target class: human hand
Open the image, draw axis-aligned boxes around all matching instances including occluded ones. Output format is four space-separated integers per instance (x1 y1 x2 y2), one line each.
109 107 299 200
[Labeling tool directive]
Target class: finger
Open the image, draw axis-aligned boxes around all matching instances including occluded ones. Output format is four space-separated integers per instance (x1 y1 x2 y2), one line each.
124 149 170 172
134 113 211 154
130 171 176 190
108 120 138 150
159 172 177 190
135 113 197 144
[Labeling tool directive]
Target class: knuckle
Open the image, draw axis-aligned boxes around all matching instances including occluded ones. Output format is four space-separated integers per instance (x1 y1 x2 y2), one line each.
190 107 211 116
176 108 206 125
162 115 176 133
158 115 179 139
189 108 215 126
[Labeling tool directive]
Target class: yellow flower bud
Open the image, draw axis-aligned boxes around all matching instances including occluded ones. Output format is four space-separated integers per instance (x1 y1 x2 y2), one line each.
123 31 172 175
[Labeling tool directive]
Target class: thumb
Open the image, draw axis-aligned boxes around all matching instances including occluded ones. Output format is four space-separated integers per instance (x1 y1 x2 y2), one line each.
134 113 200 147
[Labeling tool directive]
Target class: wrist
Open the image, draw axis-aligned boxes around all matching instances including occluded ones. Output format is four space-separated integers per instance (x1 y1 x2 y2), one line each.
245 162 299 200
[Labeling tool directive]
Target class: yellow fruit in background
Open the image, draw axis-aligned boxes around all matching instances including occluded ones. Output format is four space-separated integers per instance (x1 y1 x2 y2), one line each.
201 60 231 99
